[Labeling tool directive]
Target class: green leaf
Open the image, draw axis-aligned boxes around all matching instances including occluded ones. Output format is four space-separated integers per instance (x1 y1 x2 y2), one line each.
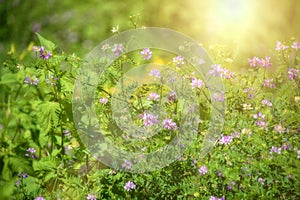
35 32 56 51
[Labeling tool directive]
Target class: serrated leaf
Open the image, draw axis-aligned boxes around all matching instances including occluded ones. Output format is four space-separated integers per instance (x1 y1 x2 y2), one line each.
35 32 56 51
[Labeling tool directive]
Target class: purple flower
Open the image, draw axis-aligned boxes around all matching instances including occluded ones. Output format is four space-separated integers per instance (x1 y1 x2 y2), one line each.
140 48 152 60
258 177 265 185
210 196 225 200
24 76 39 85
226 181 236 190
221 68 234 79
282 142 291 151
163 118 178 130
25 147 37 159
270 146 281 154
253 112 265 120
217 171 222 177
199 165 208 176
191 78 205 89
248 56 260 67
291 41 300 50
99 97 108 104
212 92 225 102
261 99 272 107
167 92 177 102
87 194 97 200
34 197 45 200
209 64 223 76
255 120 269 129
149 69 161 80
147 92 160 101
63 129 71 137
259 56 272 68
288 68 299 80
39 46 52 60
263 78 275 88
124 181 136 191
274 124 285 133
173 55 185 68
112 44 123 56
219 135 233 145
46 75 58 86
141 112 159 127
122 160 133 170
275 41 289 51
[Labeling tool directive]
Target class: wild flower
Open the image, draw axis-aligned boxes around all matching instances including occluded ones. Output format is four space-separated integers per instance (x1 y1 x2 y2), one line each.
101 43 110 51
282 142 291 151
258 177 265 185
288 68 299 80
112 44 123 56
111 25 119 33
141 112 159 127
191 78 205 89
87 194 97 200
242 103 253 110
25 147 37 159
212 92 225 102
24 76 39 85
163 118 178 130
149 69 161 80
274 124 285 133
39 46 52 60
261 99 272 107
167 92 177 102
172 55 185 68
140 48 152 60
124 181 136 191
122 159 133 170
210 196 225 200
34 197 45 200
219 135 233 145
46 75 59 86
243 87 255 99
275 41 289 51
226 181 236 190
259 56 272 68
270 146 281 154
99 97 108 104
291 41 300 50
198 165 208 176
209 64 223 76
147 92 160 101
248 56 260 67
263 78 275 88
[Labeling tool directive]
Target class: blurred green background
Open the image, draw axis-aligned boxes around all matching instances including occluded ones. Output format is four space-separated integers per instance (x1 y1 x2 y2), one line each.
1 0 300 61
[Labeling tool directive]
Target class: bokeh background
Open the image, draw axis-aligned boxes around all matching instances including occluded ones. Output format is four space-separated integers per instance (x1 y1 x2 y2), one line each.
1 0 300 64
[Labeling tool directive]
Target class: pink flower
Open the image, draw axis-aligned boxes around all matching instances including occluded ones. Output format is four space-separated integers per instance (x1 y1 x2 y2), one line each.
248 56 260 67
163 118 178 130
191 78 205 89
288 68 299 80
124 181 136 191
39 46 52 60
263 79 275 88
212 92 225 102
141 112 159 127
275 41 289 51
219 135 233 145
209 64 223 76
259 56 272 68
274 124 285 133
199 165 208 176
173 55 185 68
140 48 152 60
291 41 300 50
99 97 108 104
149 69 161 80
270 146 281 154
261 99 272 107
147 92 160 101
112 44 123 56
87 194 97 200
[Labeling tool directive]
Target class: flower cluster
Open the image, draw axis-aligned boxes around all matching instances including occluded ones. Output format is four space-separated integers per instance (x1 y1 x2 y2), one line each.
25 147 37 159
209 64 234 79
16 172 28 186
122 159 133 170
219 135 233 145
263 78 275 88
46 74 59 86
212 92 225 102
140 48 152 60
198 165 208 176
191 78 205 89
270 146 281 154
124 181 136 191
253 112 268 129
34 197 45 200
99 97 108 104
162 118 178 130
141 111 159 127
112 44 123 56
291 41 300 50
210 196 225 200
33 46 52 60
288 68 299 80
248 56 272 68
149 68 161 80
243 87 255 99
273 124 285 133
172 55 185 68
147 92 160 101
275 41 289 51
167 91 177 102
24 76 39 85
87 194 97 200
261 99 272 107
